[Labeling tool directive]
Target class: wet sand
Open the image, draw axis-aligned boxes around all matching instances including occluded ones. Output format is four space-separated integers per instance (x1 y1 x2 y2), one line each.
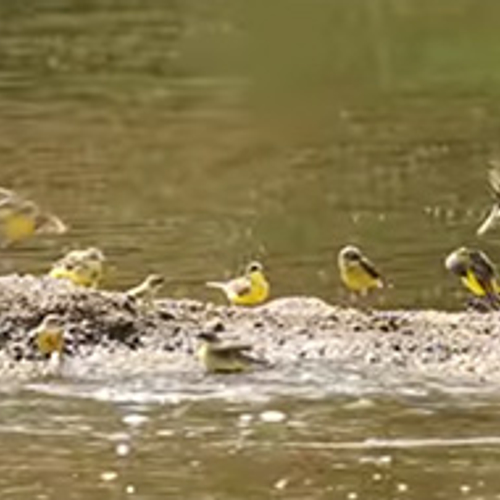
0 275 499 384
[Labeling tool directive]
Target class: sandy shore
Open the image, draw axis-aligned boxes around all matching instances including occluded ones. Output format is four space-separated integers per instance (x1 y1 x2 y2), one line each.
0 274 499 384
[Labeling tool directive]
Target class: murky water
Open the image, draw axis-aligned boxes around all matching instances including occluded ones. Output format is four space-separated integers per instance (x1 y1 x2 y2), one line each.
2 1 500 498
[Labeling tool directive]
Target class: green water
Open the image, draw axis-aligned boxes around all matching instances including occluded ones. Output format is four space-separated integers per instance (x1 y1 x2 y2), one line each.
2 1 500 498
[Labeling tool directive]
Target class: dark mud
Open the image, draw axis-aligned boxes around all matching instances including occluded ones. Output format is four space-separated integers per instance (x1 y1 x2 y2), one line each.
0 275 499 384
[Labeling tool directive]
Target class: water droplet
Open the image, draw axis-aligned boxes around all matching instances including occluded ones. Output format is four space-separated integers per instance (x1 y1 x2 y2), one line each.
460 485 471 494
101 471 118 482
274 478 288 490
238 414 253 426
116 443 130 457
260 410 286 423
122 414 149 427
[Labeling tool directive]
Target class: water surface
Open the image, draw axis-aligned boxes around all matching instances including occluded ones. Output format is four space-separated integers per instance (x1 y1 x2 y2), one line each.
2 1 500 498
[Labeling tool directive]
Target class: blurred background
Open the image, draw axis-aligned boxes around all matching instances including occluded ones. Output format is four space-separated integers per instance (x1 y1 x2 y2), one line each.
1 0 499 309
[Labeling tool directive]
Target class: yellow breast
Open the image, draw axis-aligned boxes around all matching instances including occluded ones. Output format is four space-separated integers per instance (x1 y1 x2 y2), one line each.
232 271 270 306
50 264 101 288
340 264 381 293
37 329 64 355
3 214 36 244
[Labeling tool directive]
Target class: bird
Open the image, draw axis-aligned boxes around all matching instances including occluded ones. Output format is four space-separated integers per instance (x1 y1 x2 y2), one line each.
477 166 500 236
196 332 267 373
126 274 165 310
49 247 106 288
206 261 270 306
30 314 66 374
338 245 384 296
0 188 67 247
445 246 500 308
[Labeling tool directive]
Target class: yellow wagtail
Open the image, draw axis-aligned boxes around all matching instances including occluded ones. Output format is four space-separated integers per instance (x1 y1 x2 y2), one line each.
206 261 269 306
0 188 67 246
445 246 500 308
50 247 105 288
30 314 66 374
196 332 267 373
126 274 165 310
338 245 384 296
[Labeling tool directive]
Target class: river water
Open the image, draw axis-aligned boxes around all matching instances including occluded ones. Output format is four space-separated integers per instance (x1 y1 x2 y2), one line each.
2 1 500 498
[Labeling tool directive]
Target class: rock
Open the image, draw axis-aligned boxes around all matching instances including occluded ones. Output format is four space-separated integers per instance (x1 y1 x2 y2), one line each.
1 275 500 383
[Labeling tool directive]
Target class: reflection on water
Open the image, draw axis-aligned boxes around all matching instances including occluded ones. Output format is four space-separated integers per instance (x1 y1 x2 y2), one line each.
2 0 500 498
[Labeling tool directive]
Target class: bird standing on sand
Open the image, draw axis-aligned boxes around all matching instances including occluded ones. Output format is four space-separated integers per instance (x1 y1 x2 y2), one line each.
30 314 66 375
338 245 384 296
0 187 67 247
445 246 500 308
196 332 267 373
206 261 270 306
126 274 165 310
477 166 500 236
50 247 106 288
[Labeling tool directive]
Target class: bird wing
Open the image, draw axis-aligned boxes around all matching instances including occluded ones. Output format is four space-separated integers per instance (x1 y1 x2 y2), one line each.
0 187 16 201
489 166 500 201
35 213 68 235
477 204 500 236
469 250 497 295
227 276 252 297
211 343 253 354
359 257 383 281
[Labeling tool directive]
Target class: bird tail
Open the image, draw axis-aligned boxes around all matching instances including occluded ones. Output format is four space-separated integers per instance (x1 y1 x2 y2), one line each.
485 291 500 311
477 203 500 236
205 281 227 290
243 352 272 368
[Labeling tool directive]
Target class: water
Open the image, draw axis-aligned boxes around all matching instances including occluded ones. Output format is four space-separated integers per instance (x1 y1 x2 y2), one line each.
2 0 500 498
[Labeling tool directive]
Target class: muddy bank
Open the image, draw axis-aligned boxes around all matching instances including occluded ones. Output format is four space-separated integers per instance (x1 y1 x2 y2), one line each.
0 274 499 383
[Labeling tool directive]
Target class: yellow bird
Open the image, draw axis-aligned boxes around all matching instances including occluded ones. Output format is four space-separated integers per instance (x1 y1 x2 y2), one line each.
50 247 106 288
196 332 267 373
126 274 165 310
206 261 270 306
478 166 500 236
0 188 67 246
30 314 66 374
338 245 384 295
445 246 500 308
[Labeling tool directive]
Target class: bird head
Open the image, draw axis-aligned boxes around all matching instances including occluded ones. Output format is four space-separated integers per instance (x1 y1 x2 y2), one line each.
145 274 165 288
444 247 470 276
246 261 263 275
84 247 106 262
197 332 221 344
339 245 363 263
39 314 65 331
